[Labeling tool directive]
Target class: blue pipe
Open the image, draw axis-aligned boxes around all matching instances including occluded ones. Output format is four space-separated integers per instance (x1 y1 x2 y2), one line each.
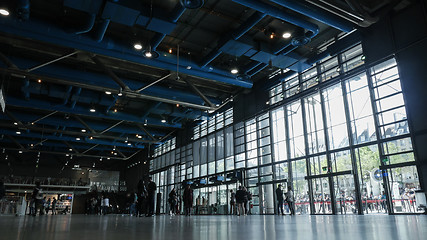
23 78 30 100
231 0 319 38
74 14 96 34
150 4 186 50
200 12 266 67
244 62 263 75
270 0 354 32
62 86 73 105
70 87 82 109
248 63 268 76
94 19 111 42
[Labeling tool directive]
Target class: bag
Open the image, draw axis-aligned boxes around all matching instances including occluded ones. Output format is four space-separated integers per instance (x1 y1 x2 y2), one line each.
247 192 252 201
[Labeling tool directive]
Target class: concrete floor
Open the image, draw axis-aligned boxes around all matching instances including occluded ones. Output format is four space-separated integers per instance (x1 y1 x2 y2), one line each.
0 214 426 240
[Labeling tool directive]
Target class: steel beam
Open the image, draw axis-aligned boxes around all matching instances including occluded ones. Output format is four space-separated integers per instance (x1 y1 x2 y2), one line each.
91 56 131 91
31 111 58 125
100 120 124 134
183 78 215 108
136 73 172 93
26 51 80 72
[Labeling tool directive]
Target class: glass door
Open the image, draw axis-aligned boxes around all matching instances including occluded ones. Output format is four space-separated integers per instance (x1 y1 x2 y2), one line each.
333 174 357 214
311 177 332 214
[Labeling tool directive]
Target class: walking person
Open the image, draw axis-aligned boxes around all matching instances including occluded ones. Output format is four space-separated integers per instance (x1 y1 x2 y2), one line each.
235 186 245 216
286 186 295 215
276 184 285 215
183 185 193 216
169 188 177 215
45 198 51 215
146 177 156 217
51 197 57 215
137 179 147 217
101 195 109 215
229 190 236 215
243 187 250 215
32 182 44 216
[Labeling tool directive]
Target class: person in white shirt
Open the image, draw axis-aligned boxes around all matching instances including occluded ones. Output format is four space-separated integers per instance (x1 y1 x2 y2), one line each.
101 196 109 215
285 186 295 215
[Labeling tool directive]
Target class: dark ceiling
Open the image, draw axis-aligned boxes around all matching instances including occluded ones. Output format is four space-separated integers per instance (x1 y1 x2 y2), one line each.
0 0 408 168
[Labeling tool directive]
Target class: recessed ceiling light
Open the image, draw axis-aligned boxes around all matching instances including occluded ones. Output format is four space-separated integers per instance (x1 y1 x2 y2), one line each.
144 51 153 58
18 150 23 154
16 131 21 135
0 9 10 16
81 129 86 133
231 68 239 74
69 148 73 151
161 119 167 123
282 32 292 39
76 137 81 141
134 43 142 50
89 107 96 112
13 122 18 125
105 91 112 95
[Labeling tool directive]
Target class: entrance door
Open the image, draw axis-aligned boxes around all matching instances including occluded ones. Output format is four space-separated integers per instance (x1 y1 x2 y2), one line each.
311 177 332 214
260 184 275 214
333 174 357 214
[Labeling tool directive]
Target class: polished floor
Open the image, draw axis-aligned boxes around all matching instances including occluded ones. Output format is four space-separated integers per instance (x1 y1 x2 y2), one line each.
0 214 426 240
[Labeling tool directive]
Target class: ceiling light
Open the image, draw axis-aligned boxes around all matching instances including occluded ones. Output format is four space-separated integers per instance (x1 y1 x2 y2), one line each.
270 33 275 39
230 68 239 74
19 150 23 154
0 9 10 16
107 157 110 160
16 131 21 135
127 143 131 146
186 66 192 70
76 137 81 141
161 119 167 123
69 148 73 151
114 152 117 155
144 51 153 58
89 106 96 112
66 154 69 157
13 122 18 125
134 43 142 50
113 109 118 113
169 48 173 54
144 119 148 126
176 104 179 107
81 129 86 133
89 136 93 140
117 88 123 97
137 135 142 139
37 79 42 83
105 91 112 95
282 32 292 39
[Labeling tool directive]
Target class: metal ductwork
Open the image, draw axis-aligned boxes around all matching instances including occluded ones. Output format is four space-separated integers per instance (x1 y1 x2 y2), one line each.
270 0 354 32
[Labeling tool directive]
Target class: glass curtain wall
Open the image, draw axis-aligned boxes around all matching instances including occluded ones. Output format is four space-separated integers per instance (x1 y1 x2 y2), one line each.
148 43 421 215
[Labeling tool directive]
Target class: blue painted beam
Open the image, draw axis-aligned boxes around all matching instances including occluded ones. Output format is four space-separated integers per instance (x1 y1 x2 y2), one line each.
0 130 143 149
0 112 167 137
5 96 182 128
0 18 253 88
21 81 209 120
6 56 221 106
0 139 137 153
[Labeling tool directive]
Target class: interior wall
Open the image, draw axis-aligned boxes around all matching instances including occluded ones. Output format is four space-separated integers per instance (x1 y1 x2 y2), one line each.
362 0 427 190
121 151 150 192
